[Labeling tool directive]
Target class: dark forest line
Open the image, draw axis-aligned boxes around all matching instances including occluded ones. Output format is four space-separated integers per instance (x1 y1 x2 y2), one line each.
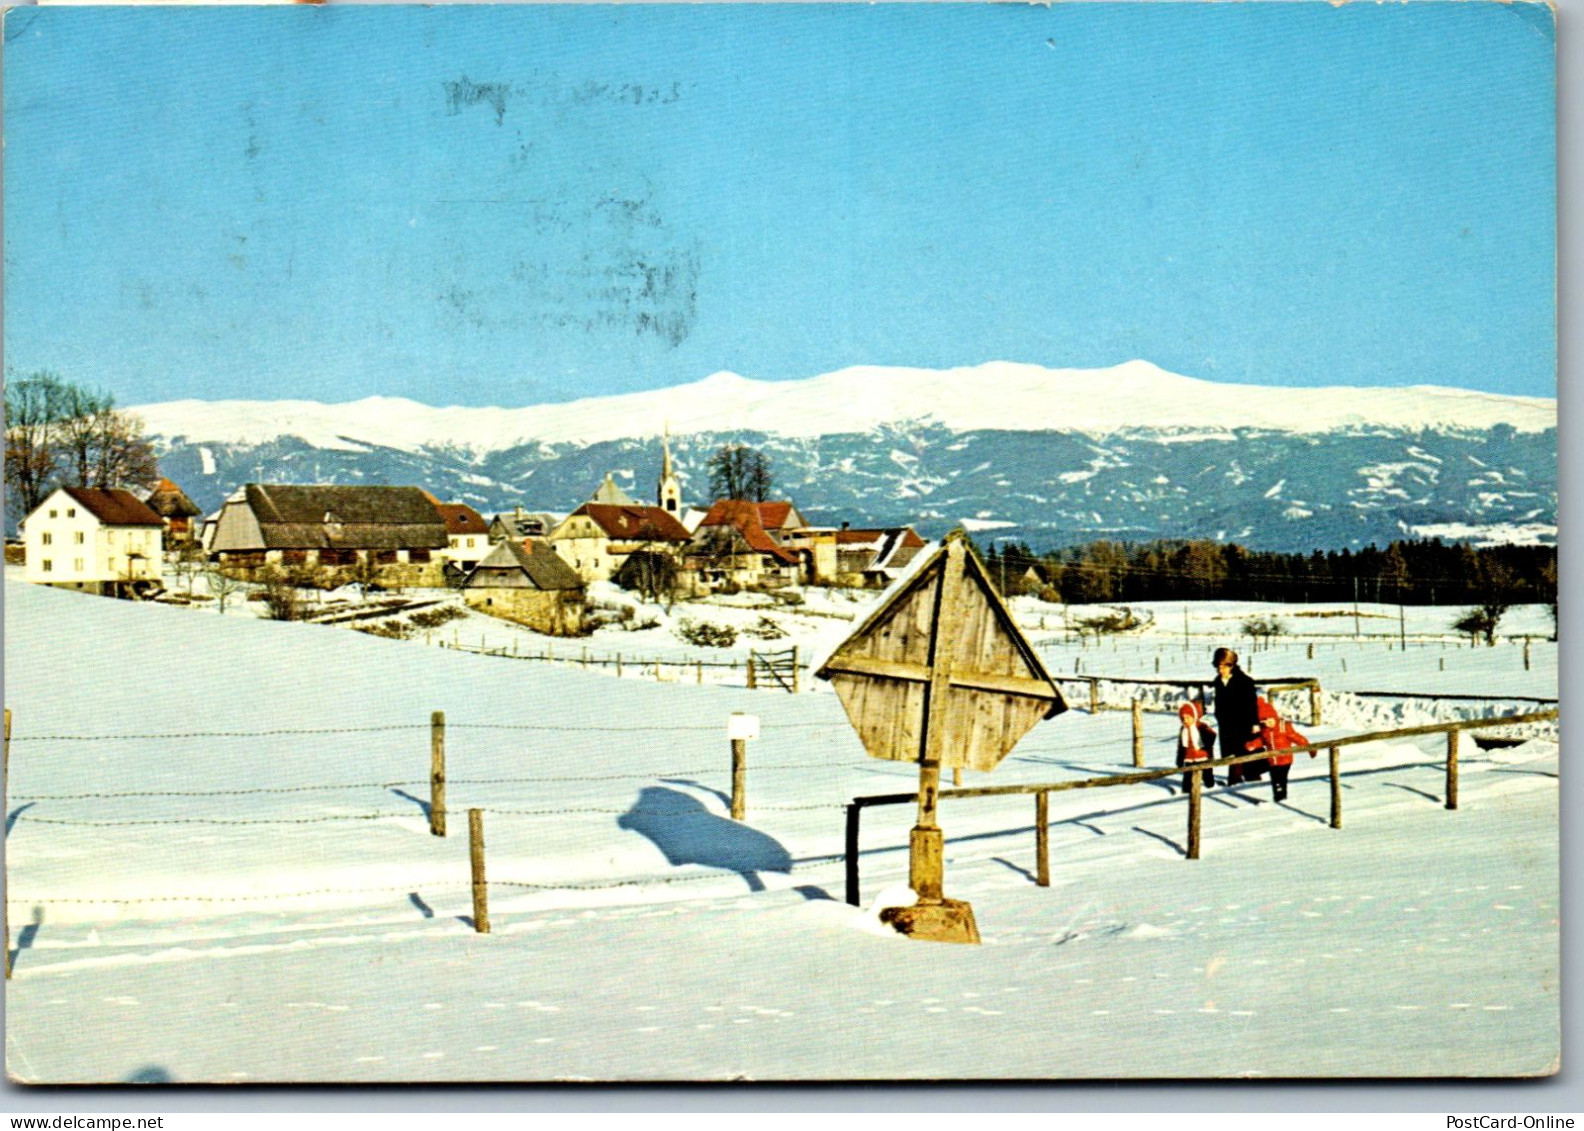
975 536 1557 608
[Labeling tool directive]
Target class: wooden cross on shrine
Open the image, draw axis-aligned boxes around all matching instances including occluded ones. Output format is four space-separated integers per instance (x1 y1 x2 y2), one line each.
817 531 1066 943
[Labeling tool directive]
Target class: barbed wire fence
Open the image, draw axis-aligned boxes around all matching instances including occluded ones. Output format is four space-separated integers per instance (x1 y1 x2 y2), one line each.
3 666 1560 945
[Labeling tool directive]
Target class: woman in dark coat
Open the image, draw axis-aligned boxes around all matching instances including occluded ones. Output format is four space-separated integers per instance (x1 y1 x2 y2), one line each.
1211 647 1261 784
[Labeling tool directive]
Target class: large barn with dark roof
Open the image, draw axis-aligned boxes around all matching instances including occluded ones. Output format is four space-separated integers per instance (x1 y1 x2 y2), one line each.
208 484 449 585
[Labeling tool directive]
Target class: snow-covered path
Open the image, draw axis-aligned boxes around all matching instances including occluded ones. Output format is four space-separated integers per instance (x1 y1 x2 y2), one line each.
2 578 1559 1082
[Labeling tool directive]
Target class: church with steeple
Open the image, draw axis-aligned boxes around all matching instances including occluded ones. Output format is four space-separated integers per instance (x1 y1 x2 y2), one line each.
657 425 682 516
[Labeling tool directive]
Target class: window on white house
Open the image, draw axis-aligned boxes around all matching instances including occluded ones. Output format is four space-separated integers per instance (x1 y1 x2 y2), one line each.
74 531 84 544
41 532 52 545
41 560 52 572
73 558 83 572
66 508 75 517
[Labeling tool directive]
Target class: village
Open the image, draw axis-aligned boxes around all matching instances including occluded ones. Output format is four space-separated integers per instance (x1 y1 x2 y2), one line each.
9 432 934 645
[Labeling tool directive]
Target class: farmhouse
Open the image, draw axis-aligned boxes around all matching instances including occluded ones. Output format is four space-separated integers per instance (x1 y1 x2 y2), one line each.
208 484 448 586
142 478 204 546
548 502 693 583
463 538 586 635
426 496 490 572
685 500 805 592
22 486 165 597
489 507 558 544
835 526 928 587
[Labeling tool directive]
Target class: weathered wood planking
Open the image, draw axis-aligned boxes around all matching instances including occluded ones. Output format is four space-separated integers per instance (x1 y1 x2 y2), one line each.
821 535 1065 771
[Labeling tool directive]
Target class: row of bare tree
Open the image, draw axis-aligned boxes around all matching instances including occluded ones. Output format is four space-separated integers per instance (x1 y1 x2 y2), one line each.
4 371 158 518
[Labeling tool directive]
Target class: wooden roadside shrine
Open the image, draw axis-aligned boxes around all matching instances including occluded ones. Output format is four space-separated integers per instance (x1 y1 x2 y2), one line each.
816 532 1066 944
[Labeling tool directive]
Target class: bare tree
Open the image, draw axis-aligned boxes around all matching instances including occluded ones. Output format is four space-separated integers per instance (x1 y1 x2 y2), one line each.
204 561 245 615
90 407 158 490
172 542 208 596
614 547 681 610
5 373 158 520
4 371 66 516
56 384 114 488
706 443 773 502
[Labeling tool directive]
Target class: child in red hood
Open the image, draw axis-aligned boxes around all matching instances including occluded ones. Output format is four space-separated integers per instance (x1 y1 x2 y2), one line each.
1176 700 1217 792
1247 696 1312 802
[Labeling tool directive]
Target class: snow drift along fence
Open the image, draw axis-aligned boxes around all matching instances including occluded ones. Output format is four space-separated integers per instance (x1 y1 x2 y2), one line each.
841 708 1557 907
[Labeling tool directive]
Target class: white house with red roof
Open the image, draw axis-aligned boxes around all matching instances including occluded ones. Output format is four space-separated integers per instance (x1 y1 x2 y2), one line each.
547 502 693 583
22 486 165 596
425 495 491 572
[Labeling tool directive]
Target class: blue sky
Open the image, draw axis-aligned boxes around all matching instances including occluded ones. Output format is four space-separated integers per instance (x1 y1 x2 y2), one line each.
2 3 1557 407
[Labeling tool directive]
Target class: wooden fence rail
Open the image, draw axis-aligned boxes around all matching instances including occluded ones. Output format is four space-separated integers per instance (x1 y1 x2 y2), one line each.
842 708 1556 906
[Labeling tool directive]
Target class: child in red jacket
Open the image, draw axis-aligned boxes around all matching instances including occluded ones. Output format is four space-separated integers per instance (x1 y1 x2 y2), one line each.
1176 700 1217 792
1246 696 1311 802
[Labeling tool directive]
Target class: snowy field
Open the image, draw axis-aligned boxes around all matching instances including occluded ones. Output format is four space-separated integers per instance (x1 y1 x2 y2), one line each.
0 570 1560 1084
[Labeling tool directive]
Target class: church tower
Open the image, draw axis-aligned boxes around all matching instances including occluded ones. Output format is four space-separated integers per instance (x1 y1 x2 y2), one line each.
657 424 682 515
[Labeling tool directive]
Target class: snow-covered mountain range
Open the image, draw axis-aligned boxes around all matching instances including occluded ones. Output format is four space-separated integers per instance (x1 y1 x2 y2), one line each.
132 360 1557 553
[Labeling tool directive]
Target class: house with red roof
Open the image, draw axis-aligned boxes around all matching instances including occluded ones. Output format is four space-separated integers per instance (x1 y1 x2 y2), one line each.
143 478 203 546
423 495 491 574
547 502 693 583
834 525 929 587
684 500 809 593
22 486 165 597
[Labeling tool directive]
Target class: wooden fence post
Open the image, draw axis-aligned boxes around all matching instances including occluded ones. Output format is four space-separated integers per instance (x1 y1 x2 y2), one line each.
654 659 661 682
1307 642 1314 661
696 660 703 685
616 653 623 678
1328 746 1342 829
747 654 757 690
1187 770 1202 860
468 808 489 934
731 739 748 820
1445 729 1460 810
1310 680 1322 727
1131 700 1143 767
430 710 447 838
1035 790 1050 887
791 646 800 694
1524 639 1531 671
1088 678 1099 714
845 803 862 906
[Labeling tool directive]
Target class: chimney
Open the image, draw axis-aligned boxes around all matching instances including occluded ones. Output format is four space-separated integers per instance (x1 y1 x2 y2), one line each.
840 521 849 531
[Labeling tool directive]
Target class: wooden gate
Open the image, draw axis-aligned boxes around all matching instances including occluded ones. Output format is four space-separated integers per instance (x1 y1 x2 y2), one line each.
748 646 799 692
